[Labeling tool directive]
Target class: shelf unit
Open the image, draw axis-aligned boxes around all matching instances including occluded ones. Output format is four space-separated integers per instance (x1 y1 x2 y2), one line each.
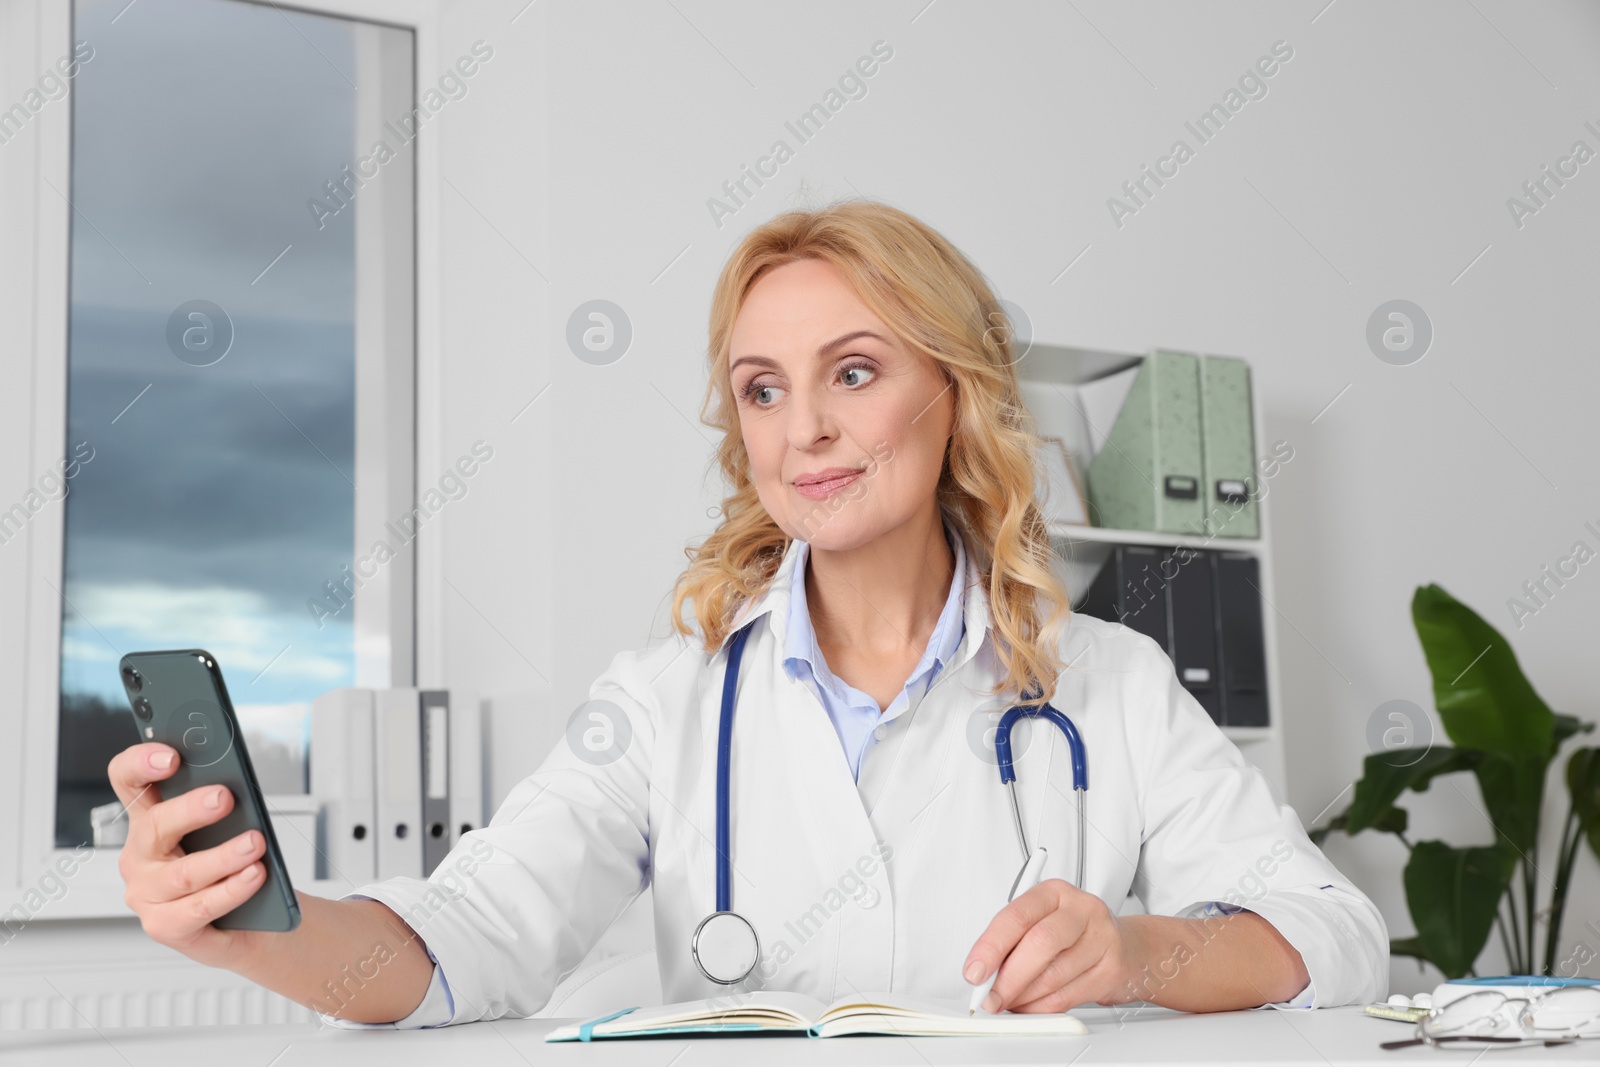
1021 343 1288 798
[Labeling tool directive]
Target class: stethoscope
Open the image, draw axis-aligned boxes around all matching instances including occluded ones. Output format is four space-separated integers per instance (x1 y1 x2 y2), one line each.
691 617 1091 986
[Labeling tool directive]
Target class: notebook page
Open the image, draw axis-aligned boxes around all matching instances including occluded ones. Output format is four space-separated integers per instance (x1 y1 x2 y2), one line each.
815 993 1087 1038
813 1012 1087 1039
819 992 972 1020
547 991 830 1041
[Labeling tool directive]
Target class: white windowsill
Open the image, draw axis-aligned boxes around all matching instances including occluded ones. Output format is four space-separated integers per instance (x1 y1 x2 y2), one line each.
22 876 371 923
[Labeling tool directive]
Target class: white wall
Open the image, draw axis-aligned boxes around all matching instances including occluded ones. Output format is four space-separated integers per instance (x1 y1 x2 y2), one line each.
6 0 1591 1019
22 0 1587 1009
420 0 1600 996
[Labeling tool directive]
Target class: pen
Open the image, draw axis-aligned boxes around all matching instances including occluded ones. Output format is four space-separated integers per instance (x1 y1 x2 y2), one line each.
967 845 1049 1015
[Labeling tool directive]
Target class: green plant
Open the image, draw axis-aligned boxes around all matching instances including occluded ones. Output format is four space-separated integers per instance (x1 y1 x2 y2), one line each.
1312 583 1600 978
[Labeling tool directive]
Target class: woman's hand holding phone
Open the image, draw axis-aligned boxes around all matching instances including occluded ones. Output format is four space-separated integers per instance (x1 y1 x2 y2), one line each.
109 738 440 1023
107 741 281 970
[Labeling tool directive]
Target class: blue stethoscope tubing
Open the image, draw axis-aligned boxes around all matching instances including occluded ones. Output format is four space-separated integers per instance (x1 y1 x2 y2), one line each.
995 695 1088 890
713 619 758 914
693 618 1090 986
691 617 762 986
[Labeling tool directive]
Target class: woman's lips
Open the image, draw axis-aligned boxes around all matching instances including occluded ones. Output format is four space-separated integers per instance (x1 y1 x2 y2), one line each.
793 470 864 499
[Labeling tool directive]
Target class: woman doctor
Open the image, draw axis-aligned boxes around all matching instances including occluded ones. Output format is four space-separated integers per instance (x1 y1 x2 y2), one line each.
109 200 1388 1026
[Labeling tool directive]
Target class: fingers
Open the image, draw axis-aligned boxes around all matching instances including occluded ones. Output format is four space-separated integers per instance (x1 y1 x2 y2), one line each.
1007 928 1111 1011
966 880 1119 1013
1009 969 1104 1014
109 743 263 955
1010 930 1128 1015
106 743 180 820
141 829 265 905
141 783 235 858
964 880 1072 996
134 861 266 946
986 894 1092 1011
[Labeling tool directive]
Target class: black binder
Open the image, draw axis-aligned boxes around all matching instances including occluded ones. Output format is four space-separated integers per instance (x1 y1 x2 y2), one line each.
1166 549 1221 724
1214 552 1269 727
1079 545 1170 651
1078 545 1270 729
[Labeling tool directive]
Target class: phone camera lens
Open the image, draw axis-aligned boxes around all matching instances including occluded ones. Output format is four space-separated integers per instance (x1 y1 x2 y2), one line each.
121 666 143 692
132 697 153 721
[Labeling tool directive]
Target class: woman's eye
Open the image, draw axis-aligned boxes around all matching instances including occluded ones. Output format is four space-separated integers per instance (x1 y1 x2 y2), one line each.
840 363 875 387
743 382 783 406
740 362 873 406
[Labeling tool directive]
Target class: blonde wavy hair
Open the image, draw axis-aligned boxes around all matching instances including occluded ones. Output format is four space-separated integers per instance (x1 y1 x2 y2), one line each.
668 199 1072 708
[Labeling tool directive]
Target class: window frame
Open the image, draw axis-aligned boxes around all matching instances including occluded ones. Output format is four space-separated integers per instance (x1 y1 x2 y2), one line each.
0 0 445 919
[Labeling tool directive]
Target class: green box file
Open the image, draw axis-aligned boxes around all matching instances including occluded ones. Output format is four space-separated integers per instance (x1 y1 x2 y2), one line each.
1198 355 1259 539
1085 350 1205 535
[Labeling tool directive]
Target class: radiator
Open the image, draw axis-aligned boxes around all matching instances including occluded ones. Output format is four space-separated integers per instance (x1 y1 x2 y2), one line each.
0 956 320 1030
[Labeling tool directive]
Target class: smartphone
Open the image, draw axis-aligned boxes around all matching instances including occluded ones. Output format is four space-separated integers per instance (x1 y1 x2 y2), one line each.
118 649 301 932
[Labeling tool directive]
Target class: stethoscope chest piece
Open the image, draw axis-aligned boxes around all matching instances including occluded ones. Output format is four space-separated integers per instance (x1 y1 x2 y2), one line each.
692 910 760 985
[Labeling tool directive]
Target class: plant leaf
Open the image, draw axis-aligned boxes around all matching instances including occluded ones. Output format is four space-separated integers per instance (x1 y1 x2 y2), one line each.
1346 747 1478 833
1403 840 1516 979
1309 813 1344 846
1389 935 1432 963
1312 806 1408 845
1568 747 1600 861
1554 713 1595 751
1375 806 1410 836
1411 584 1554 755
1471 751 1547 856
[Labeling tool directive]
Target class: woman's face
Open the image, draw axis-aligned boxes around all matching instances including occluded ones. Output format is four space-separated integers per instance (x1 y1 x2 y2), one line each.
728 257 955 551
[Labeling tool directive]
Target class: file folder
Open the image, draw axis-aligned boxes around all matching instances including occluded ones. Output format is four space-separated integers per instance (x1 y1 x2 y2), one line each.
374 688 424 879
1085 350 1205 535
448 689 485 849
1079 547 1269 730
1078 545 1170 650
1165 549 1222 725
420 690 452 877
310 687 376 884
1215 553 1270 727
1199 355 1259 538
263 793 319 887
1071 364 1140 460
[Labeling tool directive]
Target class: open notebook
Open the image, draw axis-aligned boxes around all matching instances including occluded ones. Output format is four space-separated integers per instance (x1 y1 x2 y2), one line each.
545 991 1089 1041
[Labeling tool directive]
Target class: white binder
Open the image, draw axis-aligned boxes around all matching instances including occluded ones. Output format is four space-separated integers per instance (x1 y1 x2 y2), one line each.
310 687 376 885
447 688 484 848
420 689 452 876
374 687 424 880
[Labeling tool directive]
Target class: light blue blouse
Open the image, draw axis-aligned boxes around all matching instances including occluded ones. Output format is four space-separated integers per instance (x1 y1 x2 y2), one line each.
782 517 968 781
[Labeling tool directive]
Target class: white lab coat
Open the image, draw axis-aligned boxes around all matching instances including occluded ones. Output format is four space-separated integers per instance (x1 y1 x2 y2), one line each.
321 535 1388 1027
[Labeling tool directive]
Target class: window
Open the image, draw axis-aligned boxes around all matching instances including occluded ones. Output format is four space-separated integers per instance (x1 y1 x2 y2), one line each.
52 0 416 848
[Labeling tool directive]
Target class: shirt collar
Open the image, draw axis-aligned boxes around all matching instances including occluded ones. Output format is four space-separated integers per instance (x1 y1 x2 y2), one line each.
783 518 966 691
720 517 990 677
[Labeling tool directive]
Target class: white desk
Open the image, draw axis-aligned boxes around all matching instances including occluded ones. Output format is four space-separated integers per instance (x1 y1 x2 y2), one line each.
0 1006 1592 1065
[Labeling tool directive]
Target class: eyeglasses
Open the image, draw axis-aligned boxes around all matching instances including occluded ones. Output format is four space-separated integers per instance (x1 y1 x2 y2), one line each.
1381 986 1600 1051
